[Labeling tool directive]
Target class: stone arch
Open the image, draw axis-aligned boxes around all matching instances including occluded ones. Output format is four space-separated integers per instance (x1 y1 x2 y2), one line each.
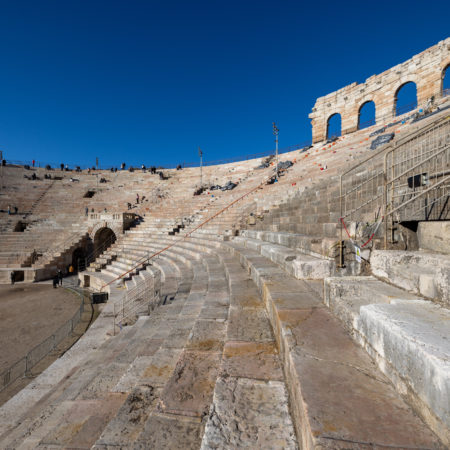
89 222 121 241
358 100 376 130
326 113 341 139
93 227 116 254
394 81 417 116
442 63 450 96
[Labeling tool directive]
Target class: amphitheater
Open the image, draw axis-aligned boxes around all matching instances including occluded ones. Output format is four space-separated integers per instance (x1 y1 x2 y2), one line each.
0 39 449 449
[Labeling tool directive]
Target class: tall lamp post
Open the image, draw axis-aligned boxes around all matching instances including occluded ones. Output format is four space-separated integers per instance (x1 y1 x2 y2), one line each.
0 150 3 192
273 122 279 181
198 147 203 187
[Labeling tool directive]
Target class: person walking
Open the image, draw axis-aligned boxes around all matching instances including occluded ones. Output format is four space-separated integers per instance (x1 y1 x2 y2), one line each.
57 269 63 286
32 159 35 167
85 206 89 216
10 270 15 285
7 205 11 215
53 274 58 288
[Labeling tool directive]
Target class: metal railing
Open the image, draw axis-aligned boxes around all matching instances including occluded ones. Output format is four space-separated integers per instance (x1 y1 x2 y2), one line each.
113 272 159 335
99 171 277 291
1 140 313 172
340 109 450 253
0 291 86 392
384 116 450 244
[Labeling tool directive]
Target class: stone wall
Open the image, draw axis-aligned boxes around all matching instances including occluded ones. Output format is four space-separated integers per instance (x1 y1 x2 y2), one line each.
309 38 450 143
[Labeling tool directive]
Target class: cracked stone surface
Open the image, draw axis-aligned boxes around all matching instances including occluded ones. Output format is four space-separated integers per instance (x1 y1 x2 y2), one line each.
201 376 297 449
227 307 273 342
94 384 160 447
158 350 221 417
187 319 227 352
39 394 126 448
114 349 183 392
133 412 203 449
222 341 283 381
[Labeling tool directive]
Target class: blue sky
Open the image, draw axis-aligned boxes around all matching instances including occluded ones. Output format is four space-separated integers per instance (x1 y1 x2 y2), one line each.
0 0 449 168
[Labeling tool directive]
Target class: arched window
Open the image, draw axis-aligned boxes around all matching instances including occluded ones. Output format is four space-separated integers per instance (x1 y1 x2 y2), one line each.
443 64 450 97
358 101 376 130
327 113 341 140
394 81 417 116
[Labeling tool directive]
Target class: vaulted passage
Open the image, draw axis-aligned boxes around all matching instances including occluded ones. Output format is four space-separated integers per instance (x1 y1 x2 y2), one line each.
94 227 116 256
395 81 417 116
358 101 376 130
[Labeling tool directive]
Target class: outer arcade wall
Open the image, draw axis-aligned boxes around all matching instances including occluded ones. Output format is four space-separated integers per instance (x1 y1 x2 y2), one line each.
309 37 450 143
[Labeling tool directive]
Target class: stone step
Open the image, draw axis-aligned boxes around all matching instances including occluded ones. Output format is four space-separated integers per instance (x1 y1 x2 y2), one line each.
201 255 298 448
230 235 336 279
324 276 450 445
97 251 228 448
0 255 202 448
370 250 450 306
220 241 442 448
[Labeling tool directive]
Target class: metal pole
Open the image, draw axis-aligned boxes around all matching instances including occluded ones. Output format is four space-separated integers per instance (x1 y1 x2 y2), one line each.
273 123 279 181
199 147 203 187
0 150 3 193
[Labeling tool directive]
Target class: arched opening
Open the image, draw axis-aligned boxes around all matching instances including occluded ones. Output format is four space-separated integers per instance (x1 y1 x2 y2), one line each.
394 81 417 116
358 101 376 130
443 64 450 97
72 247 86 273
326 113 341 140
94 227 116 257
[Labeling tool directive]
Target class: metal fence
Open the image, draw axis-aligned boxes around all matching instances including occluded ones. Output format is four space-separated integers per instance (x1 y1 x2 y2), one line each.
384 116 450 241
339 111 450 249
113 270 159 335
0 290 85 392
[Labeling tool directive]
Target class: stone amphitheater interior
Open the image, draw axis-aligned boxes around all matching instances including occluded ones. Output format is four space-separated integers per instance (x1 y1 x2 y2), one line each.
0 38 449 449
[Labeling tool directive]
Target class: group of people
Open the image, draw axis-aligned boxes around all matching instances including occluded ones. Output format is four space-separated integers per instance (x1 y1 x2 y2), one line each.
10 266 75 287
52 266 74 288
7 205 18 215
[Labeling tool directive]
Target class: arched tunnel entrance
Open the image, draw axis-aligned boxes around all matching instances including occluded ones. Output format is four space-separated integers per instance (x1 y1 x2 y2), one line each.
94 227 116 257
72 247 86 273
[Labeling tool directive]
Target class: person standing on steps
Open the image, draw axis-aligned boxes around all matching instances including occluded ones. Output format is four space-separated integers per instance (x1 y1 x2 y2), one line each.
10 270 15 285
136 193 139 204
57 269 63 286
85 206 89 216
7 205 11 215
